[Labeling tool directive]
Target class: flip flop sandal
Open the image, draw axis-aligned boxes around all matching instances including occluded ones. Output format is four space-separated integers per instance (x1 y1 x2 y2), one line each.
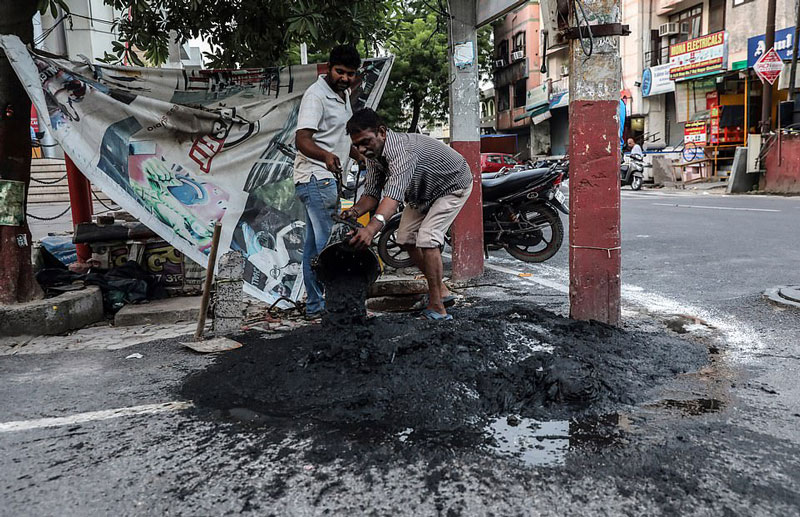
420 309 453 321
410 294 457 311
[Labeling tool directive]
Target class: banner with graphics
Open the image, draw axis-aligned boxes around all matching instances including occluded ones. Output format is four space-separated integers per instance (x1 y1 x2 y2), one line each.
0 36 392 307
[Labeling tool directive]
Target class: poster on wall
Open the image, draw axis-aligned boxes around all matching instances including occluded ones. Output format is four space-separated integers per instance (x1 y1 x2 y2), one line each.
669 31 728 81
0 35 393 307
684 121 708 145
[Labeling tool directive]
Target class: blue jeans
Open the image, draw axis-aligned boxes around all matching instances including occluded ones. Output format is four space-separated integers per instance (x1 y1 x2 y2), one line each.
295 176 339 315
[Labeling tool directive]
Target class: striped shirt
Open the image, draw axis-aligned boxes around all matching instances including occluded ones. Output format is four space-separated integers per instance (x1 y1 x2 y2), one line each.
363 130 472 212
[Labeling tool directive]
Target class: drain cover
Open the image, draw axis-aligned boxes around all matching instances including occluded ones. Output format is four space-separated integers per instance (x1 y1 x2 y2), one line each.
764 285 800 309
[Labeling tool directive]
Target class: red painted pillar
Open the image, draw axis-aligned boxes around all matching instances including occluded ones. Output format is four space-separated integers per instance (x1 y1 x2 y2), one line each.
450 141 483 279
568 0 622 326
65 155 93 263
448 0 484 280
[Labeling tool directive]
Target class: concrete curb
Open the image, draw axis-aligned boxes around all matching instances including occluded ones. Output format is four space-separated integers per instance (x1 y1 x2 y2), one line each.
763 285 800 310
114 296 204 326
0 286 104 337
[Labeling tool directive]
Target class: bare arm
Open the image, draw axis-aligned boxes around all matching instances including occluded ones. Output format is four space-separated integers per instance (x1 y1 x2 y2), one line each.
295 129 341 173
349 196 401 249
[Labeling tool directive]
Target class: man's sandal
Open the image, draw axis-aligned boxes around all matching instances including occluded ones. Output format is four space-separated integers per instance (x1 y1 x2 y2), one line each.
420 309 453 321
410 294 457 311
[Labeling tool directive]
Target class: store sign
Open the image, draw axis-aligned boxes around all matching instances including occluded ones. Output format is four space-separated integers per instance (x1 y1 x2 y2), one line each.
747 27 794 68
669 31 728 81
754 47 785 85
684 121 707 145
526 84 549 110
641 63 675 96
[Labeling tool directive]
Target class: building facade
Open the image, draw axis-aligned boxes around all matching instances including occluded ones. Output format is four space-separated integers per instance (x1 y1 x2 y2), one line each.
492 2 544 159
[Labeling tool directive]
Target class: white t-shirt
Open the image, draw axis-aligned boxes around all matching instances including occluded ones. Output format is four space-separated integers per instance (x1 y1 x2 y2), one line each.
293 75 352 184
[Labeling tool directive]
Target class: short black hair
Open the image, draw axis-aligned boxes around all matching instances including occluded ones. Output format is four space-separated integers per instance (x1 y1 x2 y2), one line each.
329 44 361 70
346 108 385 135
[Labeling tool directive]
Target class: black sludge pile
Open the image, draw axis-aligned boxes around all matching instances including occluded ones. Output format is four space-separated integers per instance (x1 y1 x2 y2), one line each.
181 304 708 437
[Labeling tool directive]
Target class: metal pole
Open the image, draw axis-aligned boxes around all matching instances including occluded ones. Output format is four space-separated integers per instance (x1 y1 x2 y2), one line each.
568 0 622 326
195 222 222 340
744 72 749 146
448 0 484 280
789 0 800 101
64 155 93 263
760 0 778 134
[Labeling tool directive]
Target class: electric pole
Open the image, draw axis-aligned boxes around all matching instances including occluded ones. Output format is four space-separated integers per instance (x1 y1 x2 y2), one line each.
568 0 623 326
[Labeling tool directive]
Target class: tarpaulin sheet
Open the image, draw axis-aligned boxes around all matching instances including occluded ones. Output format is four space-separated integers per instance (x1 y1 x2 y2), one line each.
0 36 392 307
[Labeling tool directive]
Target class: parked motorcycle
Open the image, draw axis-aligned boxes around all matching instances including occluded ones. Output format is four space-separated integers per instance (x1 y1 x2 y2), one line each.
620 154 644 191
377 163 569 268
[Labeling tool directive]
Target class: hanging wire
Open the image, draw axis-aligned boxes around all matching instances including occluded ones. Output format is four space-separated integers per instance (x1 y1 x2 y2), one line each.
92 189 119 212
573 0 594 58
27 205 71 221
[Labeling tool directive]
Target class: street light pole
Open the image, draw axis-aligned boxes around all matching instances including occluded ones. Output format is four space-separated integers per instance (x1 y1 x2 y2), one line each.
568 0 623 326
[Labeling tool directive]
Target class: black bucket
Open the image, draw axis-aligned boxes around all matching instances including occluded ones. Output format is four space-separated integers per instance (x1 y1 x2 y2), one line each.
313 221 381 286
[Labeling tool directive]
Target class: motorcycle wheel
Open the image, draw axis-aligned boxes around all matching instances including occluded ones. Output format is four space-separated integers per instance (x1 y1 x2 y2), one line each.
377 218 414 269
631 176 643 191
504 203 564 263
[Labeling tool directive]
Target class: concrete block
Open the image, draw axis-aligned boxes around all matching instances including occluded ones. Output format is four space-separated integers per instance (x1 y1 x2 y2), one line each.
727 147 758 194
0 286 104 337
213 251 244 335
114 296 203 326
368 276 428 298
651 156 675 185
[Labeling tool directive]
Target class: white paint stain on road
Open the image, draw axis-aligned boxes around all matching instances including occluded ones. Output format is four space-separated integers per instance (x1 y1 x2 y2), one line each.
653 203 780 213
0 401 192 433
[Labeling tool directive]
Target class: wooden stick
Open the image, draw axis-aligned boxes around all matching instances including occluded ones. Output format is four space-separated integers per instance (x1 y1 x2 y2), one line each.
195 222 222 341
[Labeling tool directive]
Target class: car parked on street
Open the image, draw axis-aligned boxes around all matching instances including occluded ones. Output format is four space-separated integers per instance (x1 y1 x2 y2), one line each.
480 153 519 174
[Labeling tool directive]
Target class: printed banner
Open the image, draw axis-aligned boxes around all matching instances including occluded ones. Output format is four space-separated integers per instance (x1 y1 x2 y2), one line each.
669 31 728 81
0 36 393 307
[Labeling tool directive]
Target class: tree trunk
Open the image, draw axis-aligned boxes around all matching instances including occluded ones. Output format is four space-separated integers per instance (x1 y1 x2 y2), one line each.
408 96 421 134
0 2 42 304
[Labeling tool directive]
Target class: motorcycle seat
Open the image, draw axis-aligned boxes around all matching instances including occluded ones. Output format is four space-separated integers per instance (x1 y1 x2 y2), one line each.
482 168 550 199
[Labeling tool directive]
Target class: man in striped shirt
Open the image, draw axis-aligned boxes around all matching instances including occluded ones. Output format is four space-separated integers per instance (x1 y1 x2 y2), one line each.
343 109 473 320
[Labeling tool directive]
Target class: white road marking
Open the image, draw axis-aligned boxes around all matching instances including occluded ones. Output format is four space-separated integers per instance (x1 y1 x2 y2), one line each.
652 203 780 212
473 255 764 363
0 401 192 433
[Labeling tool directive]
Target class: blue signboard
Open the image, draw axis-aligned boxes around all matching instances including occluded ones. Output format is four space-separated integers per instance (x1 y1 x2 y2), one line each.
748 27 795 68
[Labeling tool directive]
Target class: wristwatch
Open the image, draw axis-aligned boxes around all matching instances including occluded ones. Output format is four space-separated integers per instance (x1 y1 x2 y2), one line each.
372 214 386 228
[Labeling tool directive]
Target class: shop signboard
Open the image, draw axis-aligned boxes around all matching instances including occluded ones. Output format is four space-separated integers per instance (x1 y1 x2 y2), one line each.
641 63 675 96
525 84 549 110
747 27 794 68
753 47 785 85
669 31 728 81
684 121 707 145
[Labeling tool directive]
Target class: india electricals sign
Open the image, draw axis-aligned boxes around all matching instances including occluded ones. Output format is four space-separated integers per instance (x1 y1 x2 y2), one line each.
669 31 729 81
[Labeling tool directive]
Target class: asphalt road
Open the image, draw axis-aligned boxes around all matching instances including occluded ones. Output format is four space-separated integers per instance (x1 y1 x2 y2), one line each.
2 188 799 516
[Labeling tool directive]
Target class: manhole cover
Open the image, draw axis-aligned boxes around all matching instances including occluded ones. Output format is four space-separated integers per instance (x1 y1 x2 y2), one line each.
764 285 800 309
778 286 800 303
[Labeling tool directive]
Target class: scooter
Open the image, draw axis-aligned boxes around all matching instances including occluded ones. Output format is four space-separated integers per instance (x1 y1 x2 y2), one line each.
620 154 644 191
377 163 569 268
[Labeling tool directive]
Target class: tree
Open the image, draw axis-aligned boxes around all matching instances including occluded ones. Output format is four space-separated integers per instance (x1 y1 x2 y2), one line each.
0 1 65 304
101 0 402 67
380 4 493 133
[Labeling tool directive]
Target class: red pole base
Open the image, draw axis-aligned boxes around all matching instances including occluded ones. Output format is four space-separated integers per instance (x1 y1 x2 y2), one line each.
568 100 621 326
65 155 94 263
450 140 484 280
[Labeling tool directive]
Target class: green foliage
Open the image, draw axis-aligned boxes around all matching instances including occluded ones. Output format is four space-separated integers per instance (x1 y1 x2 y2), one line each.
100 0 402 67
380 5 493 131
37 0 70 18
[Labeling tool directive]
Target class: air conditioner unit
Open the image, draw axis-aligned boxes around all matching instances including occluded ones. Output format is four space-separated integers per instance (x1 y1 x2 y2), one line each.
658 23 679 37
511 50 525 62
494 59 506 68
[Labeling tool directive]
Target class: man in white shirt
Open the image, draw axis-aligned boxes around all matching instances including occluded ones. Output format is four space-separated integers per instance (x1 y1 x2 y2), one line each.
294 45 361 319
627 137 644 158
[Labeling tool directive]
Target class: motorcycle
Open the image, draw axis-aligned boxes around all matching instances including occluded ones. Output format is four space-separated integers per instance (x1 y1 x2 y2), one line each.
620 154 644 191
377 163 569 268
